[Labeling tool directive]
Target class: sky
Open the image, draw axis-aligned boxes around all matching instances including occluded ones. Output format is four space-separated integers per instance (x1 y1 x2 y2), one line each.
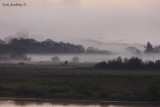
0 0 160 45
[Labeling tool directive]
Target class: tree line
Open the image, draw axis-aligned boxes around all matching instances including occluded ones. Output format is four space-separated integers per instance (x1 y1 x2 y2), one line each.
0 38 85 55
95 57 160 70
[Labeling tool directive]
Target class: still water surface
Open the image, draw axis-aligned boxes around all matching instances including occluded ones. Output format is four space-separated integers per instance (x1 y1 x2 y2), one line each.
0 100 160 107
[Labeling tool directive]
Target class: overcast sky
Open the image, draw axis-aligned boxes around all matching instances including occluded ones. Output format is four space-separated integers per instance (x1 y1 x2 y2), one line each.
0 0 160 45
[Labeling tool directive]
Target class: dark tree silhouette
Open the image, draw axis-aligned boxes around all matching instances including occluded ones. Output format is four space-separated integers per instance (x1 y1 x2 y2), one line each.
0 38 85 61
145 42 153 53
0 38 85 54
95 57 160 70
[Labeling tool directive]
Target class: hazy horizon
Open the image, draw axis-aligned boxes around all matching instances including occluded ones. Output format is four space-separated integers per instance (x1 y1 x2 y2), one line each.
0 0 160 45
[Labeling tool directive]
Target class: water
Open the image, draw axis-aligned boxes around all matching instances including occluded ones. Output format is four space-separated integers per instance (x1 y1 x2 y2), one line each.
0 100 160 107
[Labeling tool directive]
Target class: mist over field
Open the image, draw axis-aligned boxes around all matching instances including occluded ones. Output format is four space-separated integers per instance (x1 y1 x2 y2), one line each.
0 0 160 63
0 35 159 63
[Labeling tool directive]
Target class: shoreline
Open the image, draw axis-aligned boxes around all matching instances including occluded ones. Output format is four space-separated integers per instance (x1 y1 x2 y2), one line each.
0 97 160 104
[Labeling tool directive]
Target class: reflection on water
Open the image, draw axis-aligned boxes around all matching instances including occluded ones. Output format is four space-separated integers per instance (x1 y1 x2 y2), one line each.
0 100 160 107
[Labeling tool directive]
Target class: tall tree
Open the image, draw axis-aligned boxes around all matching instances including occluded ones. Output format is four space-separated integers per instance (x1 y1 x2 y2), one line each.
146 42 153 53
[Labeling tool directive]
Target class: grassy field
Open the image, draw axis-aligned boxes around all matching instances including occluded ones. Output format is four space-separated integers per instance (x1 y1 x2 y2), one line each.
0 64 160 101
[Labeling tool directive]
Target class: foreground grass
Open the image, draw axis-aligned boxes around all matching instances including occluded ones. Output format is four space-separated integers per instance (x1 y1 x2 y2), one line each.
0 65 160 101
